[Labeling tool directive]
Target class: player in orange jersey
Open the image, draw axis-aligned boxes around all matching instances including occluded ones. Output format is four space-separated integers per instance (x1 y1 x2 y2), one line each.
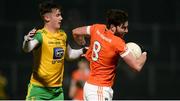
72 9 147 100
69 58 90 100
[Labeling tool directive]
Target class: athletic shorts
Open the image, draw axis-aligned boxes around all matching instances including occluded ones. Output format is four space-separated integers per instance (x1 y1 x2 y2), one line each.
26 83 64 100
83 82 113 101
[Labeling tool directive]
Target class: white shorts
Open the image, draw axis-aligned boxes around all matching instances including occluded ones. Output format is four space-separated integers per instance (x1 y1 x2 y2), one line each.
83 82 113 101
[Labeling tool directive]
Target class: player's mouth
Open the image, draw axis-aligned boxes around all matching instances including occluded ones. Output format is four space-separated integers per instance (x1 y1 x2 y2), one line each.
58 21 61 25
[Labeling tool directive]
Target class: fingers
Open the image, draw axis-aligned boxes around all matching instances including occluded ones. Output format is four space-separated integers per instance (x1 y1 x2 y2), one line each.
31 28 37 32
24 35 33 41
85 47 89 50
75 36 86 46
142 52 147 55
81 54 86 57
28 28 36 35
24 28 37 41
27 28 36 38
141 52 147 60
28 33 35 37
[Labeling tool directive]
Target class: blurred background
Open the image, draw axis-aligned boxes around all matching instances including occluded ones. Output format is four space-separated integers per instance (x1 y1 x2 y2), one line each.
0 0 179 100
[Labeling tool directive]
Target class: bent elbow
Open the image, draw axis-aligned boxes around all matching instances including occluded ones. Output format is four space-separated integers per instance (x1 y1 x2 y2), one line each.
23 49 31 53
72 29 78 35
22 47 32 53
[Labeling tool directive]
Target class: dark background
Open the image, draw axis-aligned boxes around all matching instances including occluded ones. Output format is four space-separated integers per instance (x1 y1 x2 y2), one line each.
0 0 179 100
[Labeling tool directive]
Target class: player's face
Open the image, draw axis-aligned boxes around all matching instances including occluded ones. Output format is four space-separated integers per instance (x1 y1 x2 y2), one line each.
48 9 63 29
116 21 128 35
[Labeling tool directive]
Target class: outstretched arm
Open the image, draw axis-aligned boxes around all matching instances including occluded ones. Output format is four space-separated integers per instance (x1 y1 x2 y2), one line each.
66 44 88 60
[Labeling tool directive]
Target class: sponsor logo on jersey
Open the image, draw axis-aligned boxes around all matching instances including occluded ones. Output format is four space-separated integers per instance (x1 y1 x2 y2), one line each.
53 47 64 59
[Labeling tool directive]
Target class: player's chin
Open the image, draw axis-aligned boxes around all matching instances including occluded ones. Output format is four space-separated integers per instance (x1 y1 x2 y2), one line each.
56 24 61 29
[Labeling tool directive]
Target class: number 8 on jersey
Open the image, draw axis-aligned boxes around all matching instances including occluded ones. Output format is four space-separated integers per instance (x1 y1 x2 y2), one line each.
92 41 101 61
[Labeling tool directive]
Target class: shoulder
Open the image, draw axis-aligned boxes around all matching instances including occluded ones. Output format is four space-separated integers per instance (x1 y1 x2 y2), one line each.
114 36 125 45
59 29 65 33
113 37 126 52
92 24 106 29
90 24 106 34
34 29 43 42
36 28 47 35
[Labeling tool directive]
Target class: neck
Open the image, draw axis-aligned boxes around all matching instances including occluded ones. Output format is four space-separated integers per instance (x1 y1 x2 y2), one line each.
44 24 58 34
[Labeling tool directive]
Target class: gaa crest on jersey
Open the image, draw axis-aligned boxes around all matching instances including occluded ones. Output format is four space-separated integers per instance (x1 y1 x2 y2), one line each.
53 47 64 59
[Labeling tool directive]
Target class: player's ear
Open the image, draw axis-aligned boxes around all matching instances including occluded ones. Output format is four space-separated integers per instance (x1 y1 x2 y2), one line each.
44 14 50 22
110 24 115 28
110 24 116 33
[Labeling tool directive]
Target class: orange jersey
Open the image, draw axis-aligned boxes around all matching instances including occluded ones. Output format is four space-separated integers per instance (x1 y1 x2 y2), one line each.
72 70 89 100
85 24 127 87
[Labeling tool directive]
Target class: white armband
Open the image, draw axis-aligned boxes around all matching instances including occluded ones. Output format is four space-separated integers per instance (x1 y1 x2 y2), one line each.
120 48 130 57
22 39 39 53
86 26 91 35
66 44 83 60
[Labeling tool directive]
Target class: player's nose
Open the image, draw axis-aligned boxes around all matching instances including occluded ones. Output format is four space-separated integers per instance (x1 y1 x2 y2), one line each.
124 29 128 33
60 15 63 20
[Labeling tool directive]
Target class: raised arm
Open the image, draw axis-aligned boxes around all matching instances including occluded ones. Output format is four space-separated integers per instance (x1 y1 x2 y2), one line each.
72 26 90 36
22 29 39 53
72 26 90 46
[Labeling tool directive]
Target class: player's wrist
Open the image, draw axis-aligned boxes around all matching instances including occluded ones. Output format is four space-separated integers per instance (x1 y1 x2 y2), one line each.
82 47 87 54
81 45 88 54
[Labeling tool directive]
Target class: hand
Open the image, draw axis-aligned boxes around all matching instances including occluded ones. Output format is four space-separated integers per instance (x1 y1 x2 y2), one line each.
140 52 147 64
81 46 89 57
24 28 36 41
75 36 86 46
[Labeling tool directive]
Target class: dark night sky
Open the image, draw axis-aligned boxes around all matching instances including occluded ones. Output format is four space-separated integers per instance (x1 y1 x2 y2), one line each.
0 0 180 100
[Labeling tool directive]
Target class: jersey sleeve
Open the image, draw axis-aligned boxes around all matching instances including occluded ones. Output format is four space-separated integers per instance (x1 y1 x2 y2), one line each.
33 31 42 44
86 24 96 36
116 38 130 57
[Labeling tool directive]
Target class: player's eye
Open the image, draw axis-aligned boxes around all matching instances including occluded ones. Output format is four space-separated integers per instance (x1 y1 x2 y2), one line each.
122 26 127 30
56 13 60 17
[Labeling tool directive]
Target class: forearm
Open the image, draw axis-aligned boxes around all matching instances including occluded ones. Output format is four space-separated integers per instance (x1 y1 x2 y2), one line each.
22 39 38 53
72 26 89 35
66 45 83 60
72 26 90 46
22 40 30 53
122 51 147 72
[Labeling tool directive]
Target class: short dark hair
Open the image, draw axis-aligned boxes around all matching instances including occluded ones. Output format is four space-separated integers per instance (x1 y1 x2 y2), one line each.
39 0 61 18
106 9 128 28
